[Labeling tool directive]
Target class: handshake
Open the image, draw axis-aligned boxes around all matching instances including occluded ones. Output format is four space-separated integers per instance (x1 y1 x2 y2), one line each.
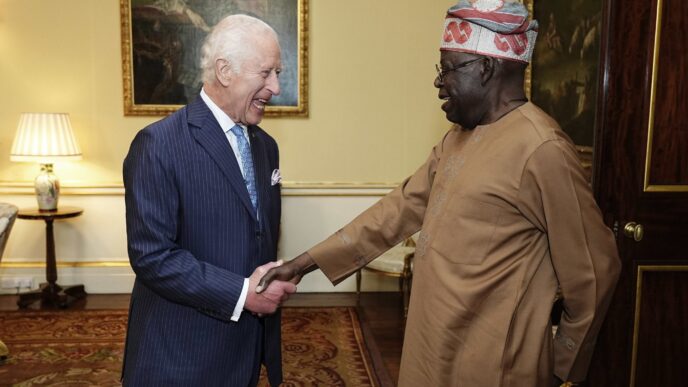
244 253 316 315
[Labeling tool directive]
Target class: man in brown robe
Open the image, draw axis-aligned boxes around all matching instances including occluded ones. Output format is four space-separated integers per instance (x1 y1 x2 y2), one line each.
258 1 621 386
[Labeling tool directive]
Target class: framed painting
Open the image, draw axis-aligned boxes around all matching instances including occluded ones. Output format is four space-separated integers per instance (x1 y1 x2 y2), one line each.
528 0 603 171
120 0 309 117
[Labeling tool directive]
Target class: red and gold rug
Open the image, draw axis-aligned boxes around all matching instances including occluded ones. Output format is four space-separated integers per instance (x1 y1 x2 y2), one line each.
0 307 378 386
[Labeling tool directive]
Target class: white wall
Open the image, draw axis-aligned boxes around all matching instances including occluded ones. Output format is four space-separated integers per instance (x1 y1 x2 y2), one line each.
0 0 455 295
0 186 401 294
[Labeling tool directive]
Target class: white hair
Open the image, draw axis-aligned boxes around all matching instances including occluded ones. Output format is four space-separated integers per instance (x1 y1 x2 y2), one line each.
200 14 279 83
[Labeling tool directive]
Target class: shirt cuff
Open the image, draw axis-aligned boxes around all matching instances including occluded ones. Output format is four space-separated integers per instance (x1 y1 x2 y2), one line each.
231 278 249 322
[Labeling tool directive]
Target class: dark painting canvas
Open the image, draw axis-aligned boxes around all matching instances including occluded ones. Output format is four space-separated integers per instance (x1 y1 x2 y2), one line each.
123 0 307 116
531 0 602 148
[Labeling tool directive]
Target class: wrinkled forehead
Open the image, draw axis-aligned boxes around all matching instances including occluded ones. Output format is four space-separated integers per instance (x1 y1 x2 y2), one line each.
247 29 280 48
245 34 281 61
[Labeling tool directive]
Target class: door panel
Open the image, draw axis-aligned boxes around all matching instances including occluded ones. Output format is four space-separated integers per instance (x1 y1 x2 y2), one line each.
645 0 688 188
632 268 688 386
589 0 688 385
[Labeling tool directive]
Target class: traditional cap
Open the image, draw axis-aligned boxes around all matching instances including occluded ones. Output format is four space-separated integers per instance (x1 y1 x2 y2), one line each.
440 0 538 63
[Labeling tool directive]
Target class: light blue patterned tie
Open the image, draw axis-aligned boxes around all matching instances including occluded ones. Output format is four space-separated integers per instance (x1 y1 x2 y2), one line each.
230 125 258 211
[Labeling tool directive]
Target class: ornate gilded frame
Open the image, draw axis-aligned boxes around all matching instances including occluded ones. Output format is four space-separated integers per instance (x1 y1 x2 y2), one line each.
523 0 533 98
120 0 309 117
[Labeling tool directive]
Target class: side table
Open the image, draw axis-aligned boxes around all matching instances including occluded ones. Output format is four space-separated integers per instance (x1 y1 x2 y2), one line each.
16 206 87 308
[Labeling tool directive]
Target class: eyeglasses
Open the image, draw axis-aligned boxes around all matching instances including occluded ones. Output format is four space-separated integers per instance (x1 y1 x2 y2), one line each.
435 58 483 82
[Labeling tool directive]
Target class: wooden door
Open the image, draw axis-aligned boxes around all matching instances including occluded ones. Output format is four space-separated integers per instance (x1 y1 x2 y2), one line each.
588 0 688 385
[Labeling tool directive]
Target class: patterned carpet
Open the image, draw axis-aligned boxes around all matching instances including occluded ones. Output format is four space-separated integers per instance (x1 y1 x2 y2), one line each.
0 307 378 386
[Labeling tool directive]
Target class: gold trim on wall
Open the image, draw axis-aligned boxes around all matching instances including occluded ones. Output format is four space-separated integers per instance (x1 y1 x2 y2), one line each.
0 181 126 196
630 264 688 387
643 0 688 192
0 181 397 197
0 261 131 269
119 0 309 117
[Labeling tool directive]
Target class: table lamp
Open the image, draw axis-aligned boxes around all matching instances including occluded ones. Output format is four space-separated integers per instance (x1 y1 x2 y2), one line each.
10 113 82 211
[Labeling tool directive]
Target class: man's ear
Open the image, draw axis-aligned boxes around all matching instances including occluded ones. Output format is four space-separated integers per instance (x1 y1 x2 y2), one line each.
480 57 495 87
215 58 233 87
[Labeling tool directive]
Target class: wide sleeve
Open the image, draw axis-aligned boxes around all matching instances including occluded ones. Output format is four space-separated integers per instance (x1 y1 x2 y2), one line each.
308 131 448 284
516 139 621 382
123 128 245 321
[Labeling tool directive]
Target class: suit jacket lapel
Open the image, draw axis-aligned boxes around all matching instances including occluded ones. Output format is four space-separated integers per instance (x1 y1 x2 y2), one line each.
249 125 276 257
250 126 272 221
188 98 257 221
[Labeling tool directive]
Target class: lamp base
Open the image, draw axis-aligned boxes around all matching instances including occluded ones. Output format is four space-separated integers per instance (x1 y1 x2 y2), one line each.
35 163 59 211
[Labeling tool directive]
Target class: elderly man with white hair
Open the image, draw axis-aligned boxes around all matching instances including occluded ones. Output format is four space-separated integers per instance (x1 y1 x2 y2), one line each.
122 14 294 386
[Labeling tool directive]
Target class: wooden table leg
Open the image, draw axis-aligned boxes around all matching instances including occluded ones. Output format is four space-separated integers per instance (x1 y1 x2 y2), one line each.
17 218 87 308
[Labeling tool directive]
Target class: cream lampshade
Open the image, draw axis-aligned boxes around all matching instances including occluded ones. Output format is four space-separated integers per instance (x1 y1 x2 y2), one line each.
10 113 82 211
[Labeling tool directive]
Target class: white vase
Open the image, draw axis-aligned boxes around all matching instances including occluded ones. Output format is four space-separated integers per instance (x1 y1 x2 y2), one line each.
35 164 59 211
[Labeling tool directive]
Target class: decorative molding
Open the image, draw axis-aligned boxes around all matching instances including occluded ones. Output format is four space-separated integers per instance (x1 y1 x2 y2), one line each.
0 260 130 269
0 182 124 196
643 0 688 192
0 181 397 197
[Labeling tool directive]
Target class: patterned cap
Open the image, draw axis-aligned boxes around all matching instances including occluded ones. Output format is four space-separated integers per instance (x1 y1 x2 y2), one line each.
440 0 538 63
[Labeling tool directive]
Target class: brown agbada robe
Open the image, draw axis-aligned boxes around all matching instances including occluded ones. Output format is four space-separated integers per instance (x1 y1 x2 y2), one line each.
308 103 621 386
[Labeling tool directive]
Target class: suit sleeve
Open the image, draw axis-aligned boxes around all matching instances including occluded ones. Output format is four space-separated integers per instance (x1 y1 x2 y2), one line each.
124 128 245 321
308 131 448 284
517 139 621 382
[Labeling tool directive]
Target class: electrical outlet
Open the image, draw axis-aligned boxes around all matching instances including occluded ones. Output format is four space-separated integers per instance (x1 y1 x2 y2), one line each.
0 276 34 289
18 277 34 288
0 278 17 289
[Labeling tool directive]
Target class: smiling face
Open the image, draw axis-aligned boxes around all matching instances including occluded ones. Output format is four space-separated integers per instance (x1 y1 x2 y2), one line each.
220 35 282 126
435 50 488 129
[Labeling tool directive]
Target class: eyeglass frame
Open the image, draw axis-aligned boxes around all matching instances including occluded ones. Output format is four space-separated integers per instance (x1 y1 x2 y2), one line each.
435 57 484 82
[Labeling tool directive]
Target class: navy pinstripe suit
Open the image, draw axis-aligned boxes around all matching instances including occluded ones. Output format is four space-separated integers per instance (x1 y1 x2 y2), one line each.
122 96 282 386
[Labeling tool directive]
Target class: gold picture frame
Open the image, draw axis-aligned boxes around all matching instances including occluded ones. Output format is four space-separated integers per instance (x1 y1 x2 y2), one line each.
120 0 309 117
523 0 533 99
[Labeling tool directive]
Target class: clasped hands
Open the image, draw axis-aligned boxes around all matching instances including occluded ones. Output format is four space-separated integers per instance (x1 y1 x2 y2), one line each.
245 253 315 316
244 260 297 316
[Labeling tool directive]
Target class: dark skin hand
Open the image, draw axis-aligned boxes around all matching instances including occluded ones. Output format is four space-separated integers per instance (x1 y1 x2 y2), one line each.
255 252 318 293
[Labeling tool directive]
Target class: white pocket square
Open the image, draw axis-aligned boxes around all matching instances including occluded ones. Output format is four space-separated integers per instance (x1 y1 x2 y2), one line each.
271 169 282 186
